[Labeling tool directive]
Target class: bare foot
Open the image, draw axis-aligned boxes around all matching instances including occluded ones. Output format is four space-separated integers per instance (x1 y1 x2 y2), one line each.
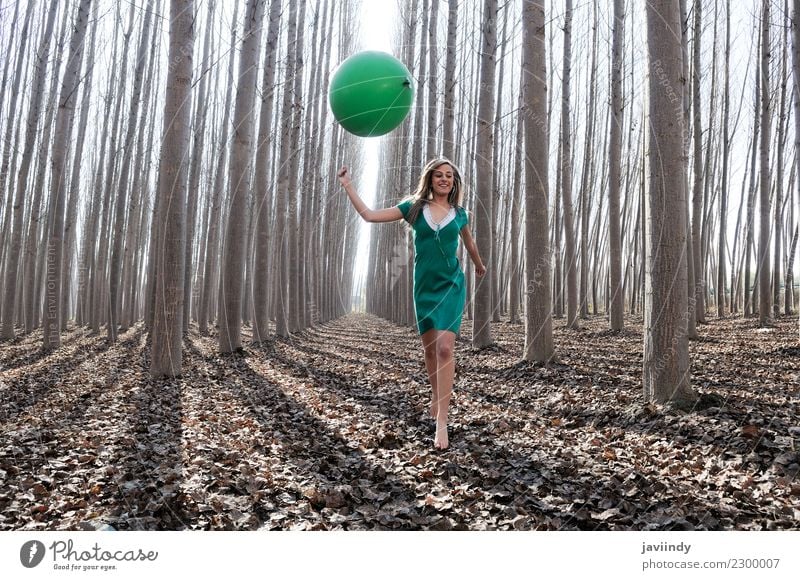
430 402 438 420
434 419 448 449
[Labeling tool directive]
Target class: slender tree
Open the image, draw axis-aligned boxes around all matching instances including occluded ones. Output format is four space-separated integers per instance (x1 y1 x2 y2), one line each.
758 0 772 326
252 0 283 343
150 0 194 377
691 0 706 325
219 0 266 353
199 2 239 335
1 0 58 339
473 0 496 348
792 0 800 318
273 0 299 338
608 0 625 331
644 0 696 405
521 0 553 363
441 0 458 157
109 0 154 343
42 0 93 349
717 0 731 318
559 0 578 329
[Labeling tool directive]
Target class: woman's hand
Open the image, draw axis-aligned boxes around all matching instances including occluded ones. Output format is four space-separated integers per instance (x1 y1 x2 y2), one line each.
475 263 486 277
337 166 350 187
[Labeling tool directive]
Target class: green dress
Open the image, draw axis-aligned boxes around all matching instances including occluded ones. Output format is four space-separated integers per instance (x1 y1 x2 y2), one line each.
396 199 469 336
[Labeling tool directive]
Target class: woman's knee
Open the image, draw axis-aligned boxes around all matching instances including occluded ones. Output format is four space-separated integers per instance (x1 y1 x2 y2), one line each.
436 340 454 361
424 344 437 359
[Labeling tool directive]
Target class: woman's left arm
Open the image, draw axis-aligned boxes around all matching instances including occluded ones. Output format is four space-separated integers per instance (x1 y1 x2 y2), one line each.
459 226 486 277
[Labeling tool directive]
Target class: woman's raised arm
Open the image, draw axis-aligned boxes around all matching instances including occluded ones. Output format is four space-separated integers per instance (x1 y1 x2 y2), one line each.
338 166 404 223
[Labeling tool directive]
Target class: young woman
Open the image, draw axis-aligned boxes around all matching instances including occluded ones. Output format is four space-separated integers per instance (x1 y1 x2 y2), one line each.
338 158 486 449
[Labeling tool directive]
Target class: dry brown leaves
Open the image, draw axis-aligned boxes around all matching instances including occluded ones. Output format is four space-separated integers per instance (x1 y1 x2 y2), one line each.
0 313 798 531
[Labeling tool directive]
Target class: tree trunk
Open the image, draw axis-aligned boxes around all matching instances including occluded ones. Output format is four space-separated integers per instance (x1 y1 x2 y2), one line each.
559 0 578 329
252 0 282 343
579 3 598 319
182 0 215 335
273 0 298 338
608 0 625 331
472 0 496 348
774 0 788 318
691 0 706 325
42 0 93 350
441 0 458 158
644 0 696 405
1 0 58 339
109 0 154 343
218 0 266 353
717 0 731 318
745 29 760 317
758 0 772 326
521 0 553 363
150 0 194 378
199 2 239 336
792 0 800 316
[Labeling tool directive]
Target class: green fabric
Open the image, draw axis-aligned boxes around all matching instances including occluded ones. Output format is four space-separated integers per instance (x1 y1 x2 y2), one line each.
396 199 469 336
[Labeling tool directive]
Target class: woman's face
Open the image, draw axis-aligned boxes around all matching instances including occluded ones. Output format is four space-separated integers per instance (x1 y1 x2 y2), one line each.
431 164 455 196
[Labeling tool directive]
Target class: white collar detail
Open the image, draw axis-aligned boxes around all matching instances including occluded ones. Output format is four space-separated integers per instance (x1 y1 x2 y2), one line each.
422 203 456 231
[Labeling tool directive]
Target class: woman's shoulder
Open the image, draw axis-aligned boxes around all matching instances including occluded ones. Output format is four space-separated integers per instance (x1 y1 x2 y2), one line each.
396 197 415 219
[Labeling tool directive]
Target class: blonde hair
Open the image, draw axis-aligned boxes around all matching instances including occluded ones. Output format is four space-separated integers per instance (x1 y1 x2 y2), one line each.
404 158 465 225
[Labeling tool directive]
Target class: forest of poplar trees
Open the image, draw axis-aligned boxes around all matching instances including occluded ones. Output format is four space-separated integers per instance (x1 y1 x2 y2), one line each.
0 0 798 531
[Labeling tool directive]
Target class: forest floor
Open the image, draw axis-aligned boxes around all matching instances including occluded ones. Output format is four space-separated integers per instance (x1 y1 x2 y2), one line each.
1 312 799 531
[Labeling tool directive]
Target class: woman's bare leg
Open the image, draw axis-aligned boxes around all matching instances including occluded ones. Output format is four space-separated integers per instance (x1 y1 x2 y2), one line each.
421 329 439 419
434 330 456 449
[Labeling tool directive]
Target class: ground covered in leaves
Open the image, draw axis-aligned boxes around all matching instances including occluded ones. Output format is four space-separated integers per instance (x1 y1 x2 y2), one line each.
1 313 799 531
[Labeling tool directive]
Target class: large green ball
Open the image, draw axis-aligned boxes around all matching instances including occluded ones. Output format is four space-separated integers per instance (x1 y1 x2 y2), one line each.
328 51 414 137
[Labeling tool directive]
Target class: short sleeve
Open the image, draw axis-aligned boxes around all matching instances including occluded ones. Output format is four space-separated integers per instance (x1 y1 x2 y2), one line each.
397 199 413 220
458 207 469 229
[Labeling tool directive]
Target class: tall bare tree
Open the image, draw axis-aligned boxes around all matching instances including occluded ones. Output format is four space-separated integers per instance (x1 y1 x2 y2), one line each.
608 0 625 331
792 0 800 319
559 0 578 329
1 0 58 339
522 0 553 363
273 0 299 338
42 0 93 350
199 2 239 336
758 0 772 326
252 0 283 343
109 0 154 343
218 0 266 353
473 0 496 348
644 0 696 405
150 0 194 377
441 0 458 158
717 0 731 318
690 0 706 325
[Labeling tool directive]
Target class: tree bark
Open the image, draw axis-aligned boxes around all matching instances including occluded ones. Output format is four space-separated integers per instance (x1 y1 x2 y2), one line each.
441 0 458 158
42 0 93 350
559 0 578 329
521 0 553 363
472 0 496 348
1 0 58 339
252 0 282 343
218 0 266 352
644 0 696 405
150 0 194 377
758 0 772 326
109 0 154 343
608 0 625 331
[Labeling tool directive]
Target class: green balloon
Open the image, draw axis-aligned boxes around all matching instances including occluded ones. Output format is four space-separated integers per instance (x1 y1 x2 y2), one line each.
329 51 414 137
